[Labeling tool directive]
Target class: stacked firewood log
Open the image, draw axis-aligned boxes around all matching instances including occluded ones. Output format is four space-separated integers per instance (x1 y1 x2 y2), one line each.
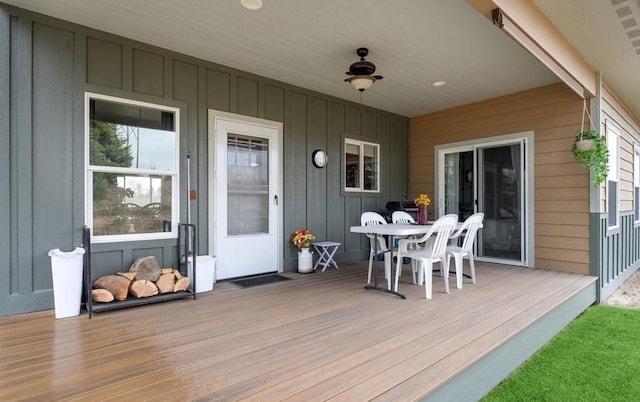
91 256 190 302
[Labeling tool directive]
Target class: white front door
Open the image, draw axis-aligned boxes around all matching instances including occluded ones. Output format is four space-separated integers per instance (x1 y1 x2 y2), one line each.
209 111 282 279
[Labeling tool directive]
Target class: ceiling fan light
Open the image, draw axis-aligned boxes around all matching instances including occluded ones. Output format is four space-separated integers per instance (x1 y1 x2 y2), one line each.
241 0 263 10
348 76 375 92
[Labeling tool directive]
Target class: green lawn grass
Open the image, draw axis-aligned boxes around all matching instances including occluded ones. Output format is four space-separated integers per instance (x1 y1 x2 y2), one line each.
482 305 640 402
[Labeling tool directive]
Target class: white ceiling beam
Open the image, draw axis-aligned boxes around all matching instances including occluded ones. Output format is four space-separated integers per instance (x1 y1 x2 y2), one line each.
468 0 596 98
492 8 585 99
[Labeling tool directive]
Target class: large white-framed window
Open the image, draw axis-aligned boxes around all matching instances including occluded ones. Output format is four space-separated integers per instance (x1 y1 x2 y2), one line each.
344 138 380 192
606 121 619 231
85 93 180 242
634 144 640 224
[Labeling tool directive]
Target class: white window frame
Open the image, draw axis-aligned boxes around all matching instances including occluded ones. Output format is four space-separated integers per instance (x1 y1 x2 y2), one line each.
344 138 380 193
85 93 180 243
606 121 619 232
634 144 640 225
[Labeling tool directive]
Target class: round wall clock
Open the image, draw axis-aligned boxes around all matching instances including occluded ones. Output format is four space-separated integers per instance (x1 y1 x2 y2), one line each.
312 149 328 168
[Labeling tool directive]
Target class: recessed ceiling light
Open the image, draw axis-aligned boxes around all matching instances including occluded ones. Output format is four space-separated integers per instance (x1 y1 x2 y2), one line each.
432 80 446 87
241 0 263 10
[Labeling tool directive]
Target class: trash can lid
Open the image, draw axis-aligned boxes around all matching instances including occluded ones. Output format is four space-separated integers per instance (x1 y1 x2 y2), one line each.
48 247 86 257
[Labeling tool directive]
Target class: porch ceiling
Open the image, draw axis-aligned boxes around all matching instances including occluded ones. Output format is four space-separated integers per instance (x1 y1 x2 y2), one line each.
4 0 639 120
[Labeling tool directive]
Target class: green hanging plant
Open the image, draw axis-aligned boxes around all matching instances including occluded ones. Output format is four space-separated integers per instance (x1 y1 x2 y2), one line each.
571 129 609 187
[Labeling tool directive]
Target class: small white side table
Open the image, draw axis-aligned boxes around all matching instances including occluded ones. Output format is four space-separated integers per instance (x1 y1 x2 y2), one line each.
312 241 341 271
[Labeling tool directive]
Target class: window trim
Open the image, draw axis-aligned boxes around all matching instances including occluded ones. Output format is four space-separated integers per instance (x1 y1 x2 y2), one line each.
84 92 180 243
344 138 380 193
606 120 619 232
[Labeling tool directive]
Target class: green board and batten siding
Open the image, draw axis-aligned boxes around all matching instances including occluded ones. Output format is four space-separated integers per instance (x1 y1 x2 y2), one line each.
593 212 640 301
0 5 409 315
0 8 10 316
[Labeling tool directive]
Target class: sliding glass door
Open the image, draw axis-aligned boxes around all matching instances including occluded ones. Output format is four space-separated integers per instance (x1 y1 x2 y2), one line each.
477 143 523 262
438 138 527 265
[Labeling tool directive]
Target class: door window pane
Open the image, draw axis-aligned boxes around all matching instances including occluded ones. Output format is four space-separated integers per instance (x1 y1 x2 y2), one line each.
227 134 269 235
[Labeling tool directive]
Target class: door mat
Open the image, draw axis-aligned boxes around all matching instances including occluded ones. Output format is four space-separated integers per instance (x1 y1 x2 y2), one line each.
229 274 292 288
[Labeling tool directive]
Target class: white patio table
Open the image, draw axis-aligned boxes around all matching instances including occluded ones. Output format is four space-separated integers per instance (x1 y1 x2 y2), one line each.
350 223 436 299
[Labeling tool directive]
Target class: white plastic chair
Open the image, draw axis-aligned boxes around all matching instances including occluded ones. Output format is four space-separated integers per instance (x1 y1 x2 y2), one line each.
391 210 418 285
361 211 392 289
446 212 484 289
394 214 458 299
391 210 414 224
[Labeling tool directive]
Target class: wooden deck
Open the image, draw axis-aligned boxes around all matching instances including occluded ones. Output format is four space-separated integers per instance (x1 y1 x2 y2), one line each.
0 262 596 401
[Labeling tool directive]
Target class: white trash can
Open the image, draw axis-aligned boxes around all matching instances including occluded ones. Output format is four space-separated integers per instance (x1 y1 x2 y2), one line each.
48 247 85 319
188 255 216 293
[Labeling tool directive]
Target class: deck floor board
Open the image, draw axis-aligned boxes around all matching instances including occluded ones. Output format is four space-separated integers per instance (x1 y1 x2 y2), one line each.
0 262 596 401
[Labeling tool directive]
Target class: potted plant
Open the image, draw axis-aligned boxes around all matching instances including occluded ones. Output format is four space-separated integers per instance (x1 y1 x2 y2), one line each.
571 129 608 187
292 229 316 273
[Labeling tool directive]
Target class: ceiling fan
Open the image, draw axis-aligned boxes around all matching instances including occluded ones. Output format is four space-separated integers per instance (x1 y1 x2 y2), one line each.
344 47 383 92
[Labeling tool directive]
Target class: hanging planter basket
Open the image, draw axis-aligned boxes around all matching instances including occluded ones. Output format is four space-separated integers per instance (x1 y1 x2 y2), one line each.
571 100 609 187
571 129 608 187
574 139 594 152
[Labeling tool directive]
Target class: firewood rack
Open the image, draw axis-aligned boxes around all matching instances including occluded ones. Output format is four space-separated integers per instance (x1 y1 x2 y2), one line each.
83 223 197 318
